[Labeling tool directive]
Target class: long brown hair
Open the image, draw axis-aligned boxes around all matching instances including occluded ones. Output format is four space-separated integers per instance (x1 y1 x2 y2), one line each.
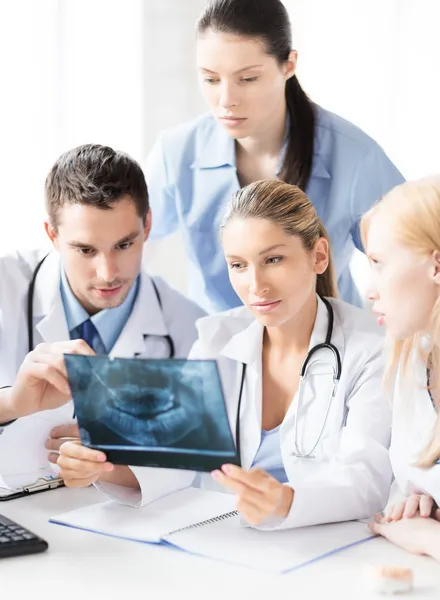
221 179 337 298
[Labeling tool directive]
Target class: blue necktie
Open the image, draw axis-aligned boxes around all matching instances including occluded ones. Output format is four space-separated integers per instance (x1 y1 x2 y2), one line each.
73 319 106 354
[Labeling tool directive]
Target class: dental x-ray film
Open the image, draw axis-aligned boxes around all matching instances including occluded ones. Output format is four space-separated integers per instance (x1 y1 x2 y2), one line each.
64 355 240 472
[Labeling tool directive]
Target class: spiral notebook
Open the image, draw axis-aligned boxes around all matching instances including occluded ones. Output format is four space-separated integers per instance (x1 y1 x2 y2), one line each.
50 487 374 573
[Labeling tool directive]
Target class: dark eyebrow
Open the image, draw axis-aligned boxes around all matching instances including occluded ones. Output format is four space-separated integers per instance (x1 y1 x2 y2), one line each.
199 64 263 75
113 231 141 245
68 231 140 250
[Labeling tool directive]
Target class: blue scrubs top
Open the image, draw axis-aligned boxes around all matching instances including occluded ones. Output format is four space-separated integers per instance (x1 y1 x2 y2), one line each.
146 104 404 313
251 425 288 484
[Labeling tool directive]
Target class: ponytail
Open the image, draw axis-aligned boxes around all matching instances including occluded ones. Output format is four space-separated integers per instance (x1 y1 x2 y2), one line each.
280 76 316 191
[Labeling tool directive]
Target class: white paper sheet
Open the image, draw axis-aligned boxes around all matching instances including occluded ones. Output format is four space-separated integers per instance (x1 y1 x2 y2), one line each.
0 405 74 489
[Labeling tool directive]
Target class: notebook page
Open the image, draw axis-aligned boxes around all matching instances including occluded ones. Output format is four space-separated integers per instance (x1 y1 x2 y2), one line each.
164 519 374 573
50 487 236 543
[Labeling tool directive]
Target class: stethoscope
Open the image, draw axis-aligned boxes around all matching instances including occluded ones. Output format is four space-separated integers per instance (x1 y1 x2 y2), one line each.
235 297 342 461
27 253 175 358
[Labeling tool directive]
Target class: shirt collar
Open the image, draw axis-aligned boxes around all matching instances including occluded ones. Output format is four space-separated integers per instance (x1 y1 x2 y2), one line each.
221 317 264 366
213 296 336 367
191 116 236 169
60 268 139 353
191 107 330 179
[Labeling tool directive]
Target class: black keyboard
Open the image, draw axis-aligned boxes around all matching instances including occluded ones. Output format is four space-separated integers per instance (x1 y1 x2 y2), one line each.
0 514 48 558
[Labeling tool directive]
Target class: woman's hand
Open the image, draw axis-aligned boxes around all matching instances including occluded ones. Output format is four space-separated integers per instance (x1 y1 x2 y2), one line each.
212 464 293 526
384 493 437 522
46 423 80 460
55 441 114 488
369 514 440 560
56 441 140 489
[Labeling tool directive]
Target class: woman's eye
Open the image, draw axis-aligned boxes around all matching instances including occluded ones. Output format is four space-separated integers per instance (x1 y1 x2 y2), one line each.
79 248 94 256
370 258 384 272
204 77 219 84
266 256 283 265
230 262 245 270
241 76 259 83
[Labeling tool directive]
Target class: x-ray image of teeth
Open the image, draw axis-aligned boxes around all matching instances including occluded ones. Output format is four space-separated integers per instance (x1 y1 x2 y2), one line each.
64 355 239 471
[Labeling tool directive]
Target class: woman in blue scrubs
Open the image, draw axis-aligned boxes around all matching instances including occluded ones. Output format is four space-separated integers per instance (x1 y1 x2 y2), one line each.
146 0 404 313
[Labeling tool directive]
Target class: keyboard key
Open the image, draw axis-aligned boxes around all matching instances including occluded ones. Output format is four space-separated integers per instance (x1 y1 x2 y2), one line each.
0 513 48 558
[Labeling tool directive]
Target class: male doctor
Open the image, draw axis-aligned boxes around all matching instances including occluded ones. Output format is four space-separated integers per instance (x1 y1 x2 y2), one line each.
0 144 205 473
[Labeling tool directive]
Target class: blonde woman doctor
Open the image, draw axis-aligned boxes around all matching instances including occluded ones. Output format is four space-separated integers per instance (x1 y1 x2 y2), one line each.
362 177 440 563
57 180 392 530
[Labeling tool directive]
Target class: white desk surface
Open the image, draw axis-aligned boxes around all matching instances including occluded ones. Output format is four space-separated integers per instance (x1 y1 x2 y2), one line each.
1 487 439 600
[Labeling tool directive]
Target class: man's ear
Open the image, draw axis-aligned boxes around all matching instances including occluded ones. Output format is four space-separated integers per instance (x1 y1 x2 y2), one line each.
143 210 152 241
44 220 59 250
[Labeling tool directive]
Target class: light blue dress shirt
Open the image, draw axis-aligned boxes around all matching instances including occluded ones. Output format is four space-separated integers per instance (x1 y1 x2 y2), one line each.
251 425 288 483
60 269 139 353
146 104 404 313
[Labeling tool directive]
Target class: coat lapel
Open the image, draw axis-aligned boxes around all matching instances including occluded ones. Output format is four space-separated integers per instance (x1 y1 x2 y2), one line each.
218 318 264 470
34 252 70 344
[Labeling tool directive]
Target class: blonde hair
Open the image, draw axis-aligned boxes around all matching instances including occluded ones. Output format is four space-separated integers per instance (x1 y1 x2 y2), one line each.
361 176 440 467
221 179 338 298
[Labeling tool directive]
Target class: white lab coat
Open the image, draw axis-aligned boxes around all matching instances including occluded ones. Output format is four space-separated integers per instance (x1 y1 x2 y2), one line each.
102 296 393 530
389 348 440 506
0 248 205 485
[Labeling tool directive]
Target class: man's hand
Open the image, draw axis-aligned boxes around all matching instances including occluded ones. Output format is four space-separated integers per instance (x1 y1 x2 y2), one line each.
212 464 293 526
6 340 94 420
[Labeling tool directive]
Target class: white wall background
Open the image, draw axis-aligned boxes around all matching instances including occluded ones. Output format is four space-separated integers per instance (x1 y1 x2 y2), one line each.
0 0 439 297
287 0 440 180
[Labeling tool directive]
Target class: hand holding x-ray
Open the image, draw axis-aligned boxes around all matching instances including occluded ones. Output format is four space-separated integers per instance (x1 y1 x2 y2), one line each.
64 355 239 472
